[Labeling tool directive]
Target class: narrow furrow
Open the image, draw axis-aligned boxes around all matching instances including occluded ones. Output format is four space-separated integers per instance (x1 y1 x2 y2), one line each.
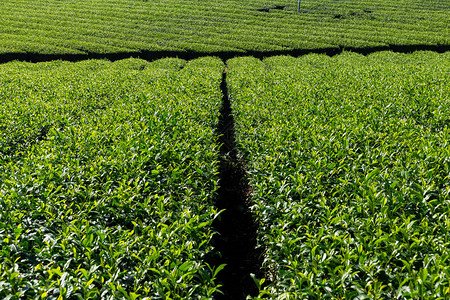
208 69 264 299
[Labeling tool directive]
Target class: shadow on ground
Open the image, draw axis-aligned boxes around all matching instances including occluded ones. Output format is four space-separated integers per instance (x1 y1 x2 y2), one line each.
0 44 448 64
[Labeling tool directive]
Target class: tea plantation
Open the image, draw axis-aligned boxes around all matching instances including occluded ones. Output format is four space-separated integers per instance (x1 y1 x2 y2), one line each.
0 0 448 57
0 0 449 299
227 51 450 298
0 58 225 298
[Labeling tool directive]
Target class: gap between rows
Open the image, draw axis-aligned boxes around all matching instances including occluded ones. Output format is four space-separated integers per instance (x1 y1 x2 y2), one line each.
207 68 264 299
0 44 448 64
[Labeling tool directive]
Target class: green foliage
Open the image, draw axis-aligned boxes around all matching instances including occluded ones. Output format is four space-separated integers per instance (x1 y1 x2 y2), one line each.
1 48 449 299
0 0 448 55
0 57 224 298
227 51 450 298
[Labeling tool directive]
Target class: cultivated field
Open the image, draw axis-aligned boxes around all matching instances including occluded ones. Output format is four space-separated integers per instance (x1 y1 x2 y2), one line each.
0 0 448 57
0 0 449 299
0 58 225 298
227 51 450 298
